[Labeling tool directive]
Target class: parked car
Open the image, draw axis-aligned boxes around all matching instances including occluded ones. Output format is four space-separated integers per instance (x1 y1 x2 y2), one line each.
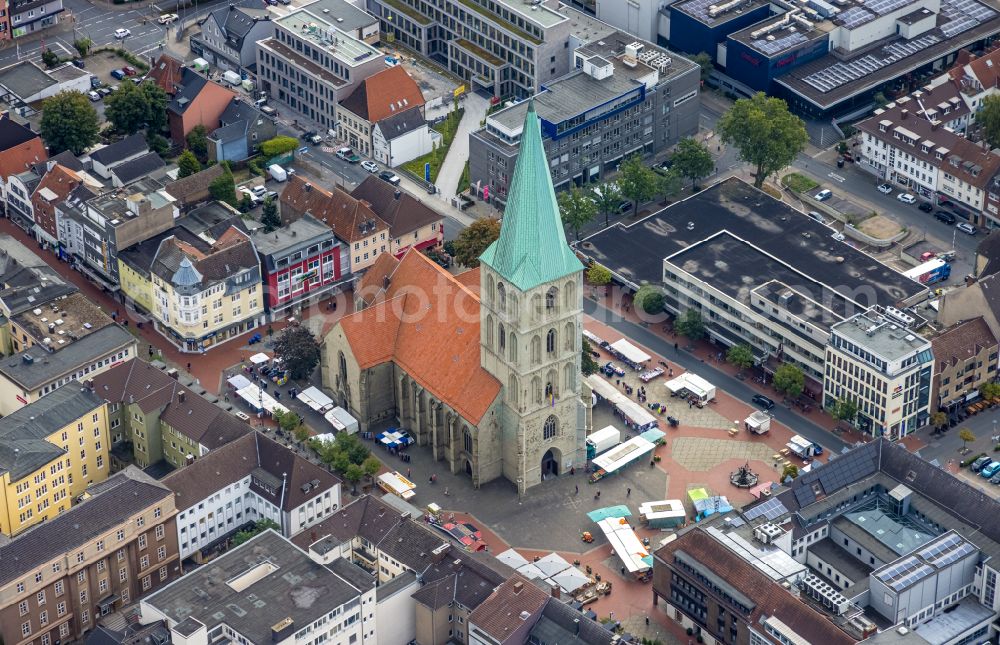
71 59 85 69
335 147 360 163
87 90 101 102
97 87 112 97
920 251 936 261
250 185 267 198
122 66 137 76
972 455 992 472
617 201 633 213
806 211 826 223
877 183 892 194
379 171 401 186
751 394 775 410
935 211 957 224
918 202 934 213
897 193 916 204
90 76 101 89
361 160 379 173
814 189 832 202
981 461 1000 478
110 69 126 80
301 131 321 144
990 472 1000 485
260 105 278 117
114 28 131 39
158 13 178 23
957 222 977 235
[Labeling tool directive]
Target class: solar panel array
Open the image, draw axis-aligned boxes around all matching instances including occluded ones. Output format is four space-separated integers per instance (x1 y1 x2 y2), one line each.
837 6 877 28
801 34 940 93
861 0 912 16
682 0 721 21
917 533 977 568
793 443 879 507
876 555 935 591
753 31 809 55
939 0 995 36
743 496 790 522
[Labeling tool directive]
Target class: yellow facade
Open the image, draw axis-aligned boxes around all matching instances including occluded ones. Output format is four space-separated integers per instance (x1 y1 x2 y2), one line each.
147 271 263 346
0 400 111 536
118 259 157 315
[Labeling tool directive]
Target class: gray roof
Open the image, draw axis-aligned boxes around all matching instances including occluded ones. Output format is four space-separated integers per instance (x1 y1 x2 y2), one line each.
171 257 202 287
375 106 426 140
0 383 104 480
0 235 77 315
528 598 615 644
144 530 366 643
0 61 55 100
90 134 149 166
250 213 333 264
203 5 271 50
832 313 931 361
0 323 135 390
168 69 211 115
0 468 171 586
208 119 248 145
110 151 167 185
299 0 376 31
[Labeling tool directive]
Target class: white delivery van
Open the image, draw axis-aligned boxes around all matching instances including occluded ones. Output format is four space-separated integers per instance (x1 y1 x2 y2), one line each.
268 164 287 182
222 70 242 86
586 425 621 457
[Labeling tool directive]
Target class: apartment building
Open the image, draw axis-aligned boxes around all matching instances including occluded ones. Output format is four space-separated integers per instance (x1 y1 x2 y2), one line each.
0 468 180 645
470 34 699 202
163 431 341 560
55 178 179 289
857 84 1000 227
0 384 109 536
91 358 251 470
338 65 425 158
191 4 274 75
141 529 377 645
350 176 445 257
0 236 76 352
256 4 385 136
824 312 934 439
7 291 113 355
364 0 584 98
930 316 998 414
31 161 86 250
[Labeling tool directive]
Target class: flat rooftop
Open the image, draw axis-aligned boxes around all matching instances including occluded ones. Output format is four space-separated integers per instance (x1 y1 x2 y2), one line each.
0 324 135 390
673 0 772 26
832 313 931 360
577 178 923 310
144 530 366 643
776 0 999 110
259 38 348 86
11 292 113 348
753 280 849 330
277 9 381 65
729 15 831 57
809 538 874 585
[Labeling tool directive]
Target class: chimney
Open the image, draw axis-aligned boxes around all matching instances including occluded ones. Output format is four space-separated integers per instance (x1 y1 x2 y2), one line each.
178 390 186 403
513 581 524 594
304 183 312 192
394 190 401 200
550 584 560 599
431 543 449 563
383 275 390 290
452 558 463 572
901 109 909 119
401 511 409 521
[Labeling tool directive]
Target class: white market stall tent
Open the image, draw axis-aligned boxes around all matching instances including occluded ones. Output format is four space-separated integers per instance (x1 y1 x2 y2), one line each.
665 372 716 403
297 386 335 412
235 384 289 415
609 339 651 367
249 352 271 365
324 407 359 434
591 429 664 476
585 374 658 430
596 517 652 574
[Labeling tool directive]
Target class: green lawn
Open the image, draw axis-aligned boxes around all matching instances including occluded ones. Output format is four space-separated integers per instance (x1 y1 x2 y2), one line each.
402 108 465 183
781 172 819 193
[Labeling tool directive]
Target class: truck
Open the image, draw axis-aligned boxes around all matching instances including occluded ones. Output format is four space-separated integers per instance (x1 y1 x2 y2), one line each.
902 258 951 285
786 434 823 459
222 70 242 86
586 425 621 459
268 164 287 182
744 411 771 434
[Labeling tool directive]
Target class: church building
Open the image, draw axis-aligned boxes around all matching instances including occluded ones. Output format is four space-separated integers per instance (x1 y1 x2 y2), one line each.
321 102 588 494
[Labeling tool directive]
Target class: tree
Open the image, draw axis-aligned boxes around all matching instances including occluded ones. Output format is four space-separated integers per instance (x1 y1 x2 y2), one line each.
260 136 299 158
693 52 714 83
105 82 150 135
209 164 238 207
74 38 92 57
238 193 255 213
361 455 382 482
558 186 597 241
147 132 169 156
273 326 321 380
453 217 501 268
634 284 665 315
726 344 754 373
832 397 858 425
587 263 612 287
959 427 976 450
930 411 948 430
231 519 280 546
591 183 621 228
980 95 1000 149
344 464 364 495
872 92 889 109
261 198 281 232
781 464 799 482
293 425 311 443
581 337 599 376
617 155 659 217
773 363 805 399
275 409 301 434
657 168 683 201
980 381 1000 400
142 83 169 133
675 308 705 340
40 91 100 155
717 92 808 188
41 49 61 69
186 125 209 161
177 150 202 178
670 138 714 188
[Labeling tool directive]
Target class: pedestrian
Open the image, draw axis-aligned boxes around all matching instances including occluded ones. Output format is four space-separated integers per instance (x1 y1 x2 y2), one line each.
627 487 631 497
186 362 192 372
645 617 650 626
674 342 679 352
621 566 626 575
609 611 614 620
407 467 411 478
575 484 579 494
597 490 601 499
444 487 450 496
430 475 434 484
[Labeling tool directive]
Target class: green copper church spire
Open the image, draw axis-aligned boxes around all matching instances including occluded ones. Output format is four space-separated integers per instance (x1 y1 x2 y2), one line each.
479 100 583 292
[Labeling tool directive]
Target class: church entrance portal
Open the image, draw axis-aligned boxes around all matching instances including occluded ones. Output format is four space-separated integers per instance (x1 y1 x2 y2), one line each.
541 449 559 476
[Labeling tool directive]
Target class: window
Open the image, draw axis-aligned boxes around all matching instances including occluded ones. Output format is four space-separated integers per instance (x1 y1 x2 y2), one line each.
140 555 149 569
120 567 128 582
117 529 125 541
18 600 28 616
57 601 66 617
543 415 558 440
142 575 151 591
54 580 63 596
96 540 104 552
37 590 45 605
155 524 165 540
21 622 30 637
159 566 168 581
158 545 167 561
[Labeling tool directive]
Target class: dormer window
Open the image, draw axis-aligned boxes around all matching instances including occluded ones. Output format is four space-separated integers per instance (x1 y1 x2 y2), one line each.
879 123 887 132
935 152 943 160
921 145 929 153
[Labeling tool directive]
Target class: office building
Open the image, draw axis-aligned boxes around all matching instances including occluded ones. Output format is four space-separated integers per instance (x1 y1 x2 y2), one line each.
824 312 933 439
577 178 926 389
163 431 341 560
0 468 180 645
256 4 385 136
470 34 699 202
141 529 377 645
0 384 109 536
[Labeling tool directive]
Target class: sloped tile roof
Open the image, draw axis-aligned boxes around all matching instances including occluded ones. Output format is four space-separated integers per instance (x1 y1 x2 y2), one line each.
932 316 997 369
339 66 424 123
148 54 185 95
351 175 443 238
469 574 549 642
280 175 388 243
0 116 46 181
336 250 501 424
354 251 399 307
32 163 82 207
90 133 148 166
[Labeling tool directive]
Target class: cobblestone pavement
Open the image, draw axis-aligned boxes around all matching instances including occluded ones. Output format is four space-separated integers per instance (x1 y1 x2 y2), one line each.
670 437 778 472
606 367 735 431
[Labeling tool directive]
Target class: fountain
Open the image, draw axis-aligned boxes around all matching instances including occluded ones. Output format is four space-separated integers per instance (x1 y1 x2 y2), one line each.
730 462 759 488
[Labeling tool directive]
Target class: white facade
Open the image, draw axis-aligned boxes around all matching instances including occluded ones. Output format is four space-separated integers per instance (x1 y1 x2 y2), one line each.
374 575 419 645
372 122 436 168
860 128 941 197
176 474 341 559
594 0 664 44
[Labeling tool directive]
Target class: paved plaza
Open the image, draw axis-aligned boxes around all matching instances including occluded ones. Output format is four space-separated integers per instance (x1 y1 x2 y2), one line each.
670 436 780 472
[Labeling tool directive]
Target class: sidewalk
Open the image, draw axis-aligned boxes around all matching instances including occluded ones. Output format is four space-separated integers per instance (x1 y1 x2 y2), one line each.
435 93 489 199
